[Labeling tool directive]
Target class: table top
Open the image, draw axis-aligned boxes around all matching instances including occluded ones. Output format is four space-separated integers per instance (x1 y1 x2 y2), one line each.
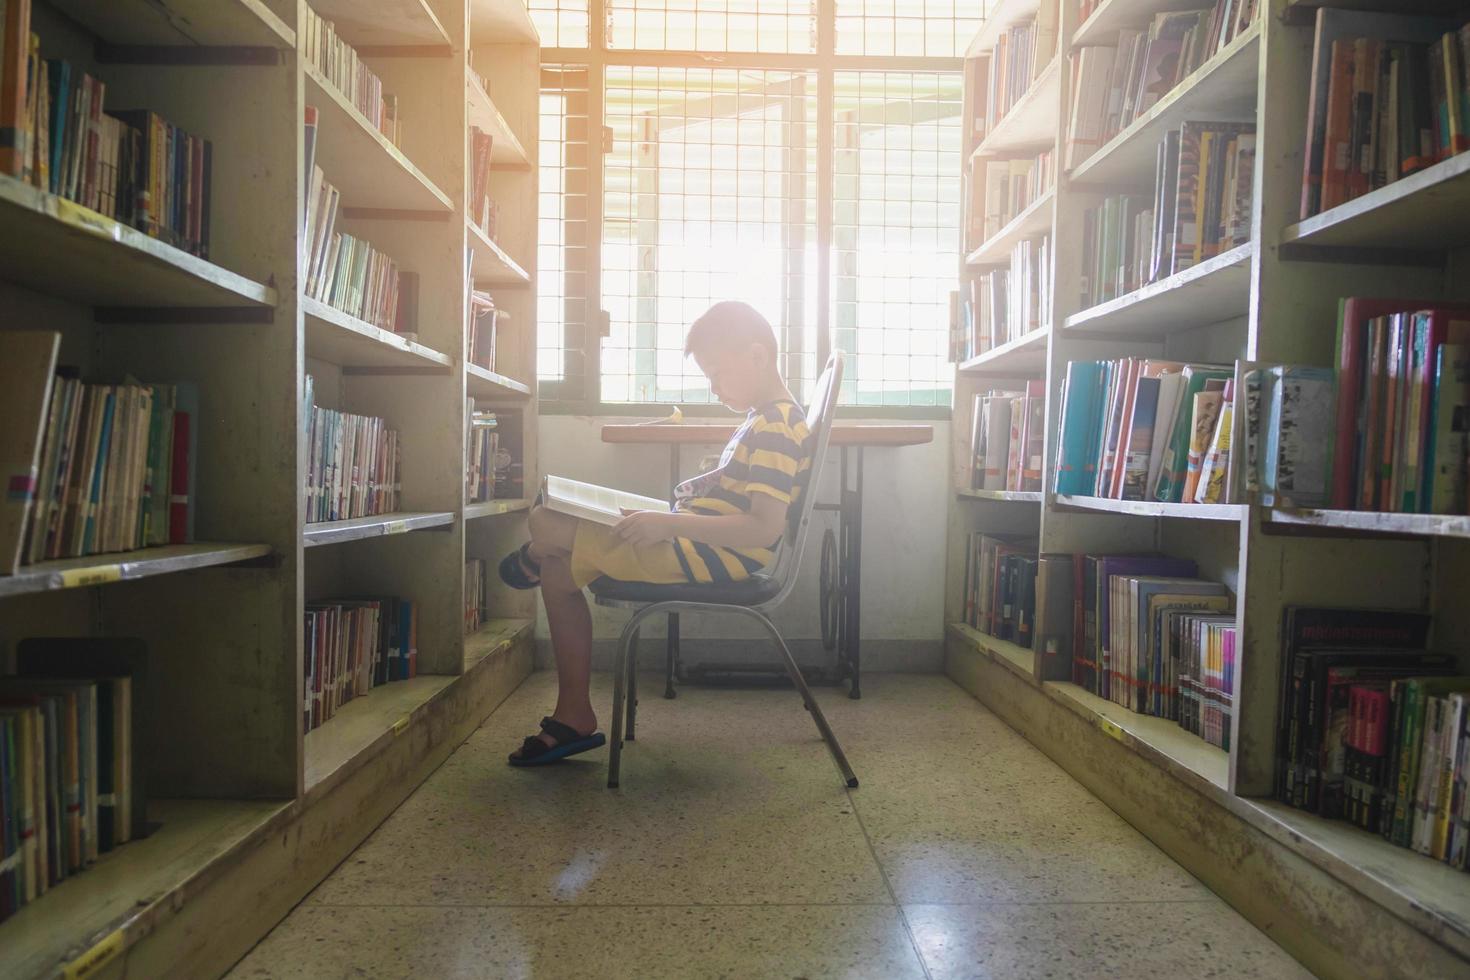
601 423 934 447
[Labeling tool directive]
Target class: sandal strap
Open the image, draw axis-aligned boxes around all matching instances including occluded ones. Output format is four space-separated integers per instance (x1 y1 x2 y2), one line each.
539 716 582 745
516 734 554 760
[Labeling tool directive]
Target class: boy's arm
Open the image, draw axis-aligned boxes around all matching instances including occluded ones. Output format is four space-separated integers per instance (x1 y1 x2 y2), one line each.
614 495 787 549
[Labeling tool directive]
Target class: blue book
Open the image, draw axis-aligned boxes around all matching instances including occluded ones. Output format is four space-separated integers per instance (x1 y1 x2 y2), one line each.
1055 361 1105 495
82 389 116 555
46 60 70 196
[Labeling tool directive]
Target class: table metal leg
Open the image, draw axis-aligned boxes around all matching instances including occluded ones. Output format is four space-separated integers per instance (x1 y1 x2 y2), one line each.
848 447 863 699
666 445 681 699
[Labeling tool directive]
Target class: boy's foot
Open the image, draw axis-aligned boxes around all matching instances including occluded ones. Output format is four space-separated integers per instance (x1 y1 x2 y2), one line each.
509 716 605 767
498 543 541 590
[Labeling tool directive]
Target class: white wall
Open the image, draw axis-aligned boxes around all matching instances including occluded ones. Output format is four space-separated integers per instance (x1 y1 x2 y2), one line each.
535 414 951 667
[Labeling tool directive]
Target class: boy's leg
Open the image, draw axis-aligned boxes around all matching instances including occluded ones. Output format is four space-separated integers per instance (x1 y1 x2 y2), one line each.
512 506 597 757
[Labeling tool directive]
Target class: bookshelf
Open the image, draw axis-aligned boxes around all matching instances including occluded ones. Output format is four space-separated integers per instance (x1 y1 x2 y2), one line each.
949 1 1470 976
0 0 540 973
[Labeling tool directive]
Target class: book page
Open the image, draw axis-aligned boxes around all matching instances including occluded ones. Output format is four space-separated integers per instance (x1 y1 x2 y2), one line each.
543 475 668 527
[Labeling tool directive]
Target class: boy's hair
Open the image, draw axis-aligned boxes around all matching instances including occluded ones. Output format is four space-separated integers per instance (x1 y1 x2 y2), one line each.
684 301 779 359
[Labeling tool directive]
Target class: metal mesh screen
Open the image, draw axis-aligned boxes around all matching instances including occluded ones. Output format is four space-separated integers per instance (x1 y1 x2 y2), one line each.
832 70 961 407
836 0 980 57
537 66 592 390
605 0 817 53
529 0 590 48
600 66 818 404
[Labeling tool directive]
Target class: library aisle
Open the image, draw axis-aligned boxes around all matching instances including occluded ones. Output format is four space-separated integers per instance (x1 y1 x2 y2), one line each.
228 674 1309 979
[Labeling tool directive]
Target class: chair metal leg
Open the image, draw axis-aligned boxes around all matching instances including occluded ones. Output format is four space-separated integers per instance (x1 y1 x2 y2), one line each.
748 609 859 789
664 617 678 699
608 617 638 789
626 627 639 741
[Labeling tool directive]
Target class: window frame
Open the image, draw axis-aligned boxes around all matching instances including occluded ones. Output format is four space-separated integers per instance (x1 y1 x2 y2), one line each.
538 0 963 419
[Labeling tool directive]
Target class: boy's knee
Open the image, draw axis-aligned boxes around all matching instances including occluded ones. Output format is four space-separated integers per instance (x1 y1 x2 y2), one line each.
527 504 553 539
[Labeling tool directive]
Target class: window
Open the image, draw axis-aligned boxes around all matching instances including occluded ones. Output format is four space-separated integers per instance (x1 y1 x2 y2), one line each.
533 0 966 411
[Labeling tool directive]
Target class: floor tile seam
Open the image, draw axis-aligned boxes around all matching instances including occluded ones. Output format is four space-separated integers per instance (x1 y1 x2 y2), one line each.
301 900 904 910
841 784 936 980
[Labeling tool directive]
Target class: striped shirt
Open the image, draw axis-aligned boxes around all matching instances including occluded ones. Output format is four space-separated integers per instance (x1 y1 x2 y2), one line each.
671 398 811 584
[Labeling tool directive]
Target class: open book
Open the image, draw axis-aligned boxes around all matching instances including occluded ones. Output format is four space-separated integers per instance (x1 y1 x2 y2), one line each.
541 475 668 527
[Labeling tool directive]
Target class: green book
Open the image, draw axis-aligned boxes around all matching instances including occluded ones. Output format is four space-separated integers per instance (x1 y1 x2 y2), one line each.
1391 676 1470 846
1151 363 1233 503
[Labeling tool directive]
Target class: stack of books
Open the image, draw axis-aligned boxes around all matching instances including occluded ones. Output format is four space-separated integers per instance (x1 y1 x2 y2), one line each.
303 5 400 146
968 382 1045 493
466 401 501 504
1299 10 1470 219
303 376 402 523
1073 554 1236 748
1277 607 1470 871
1079 121 1255 308
1066 1 1261 170
303 108 418 333
1241 300 1470 514
954 235 1051 361
2 31 213 255
1055 358 1236 504
304 598 418 733
465 559 486 633
960 534 1038 646
470 126 499 240
964 150 1053 250
977 0 1060 138
469 288 498 371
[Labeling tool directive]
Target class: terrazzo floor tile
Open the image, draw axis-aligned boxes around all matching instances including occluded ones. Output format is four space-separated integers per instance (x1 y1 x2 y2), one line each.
230 904 927 979
904 900 1316 979
307 674 889 907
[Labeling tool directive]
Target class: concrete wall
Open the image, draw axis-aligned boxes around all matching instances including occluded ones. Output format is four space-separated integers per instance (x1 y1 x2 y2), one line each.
533 414 952 671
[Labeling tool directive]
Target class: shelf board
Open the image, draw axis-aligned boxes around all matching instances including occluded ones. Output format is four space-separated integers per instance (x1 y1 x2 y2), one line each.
470 0 541 45
465 498 533 520
1282 151 1470 253
304 674 457 789
468 221 532 285
303 512 455 547
0 543 272 598
465 617 534 669
1045 680 1229 790
956 488 1043 503
1263 507 1470 540
467 69 533 170
1063 242 1253 337
0 798 287 980
972 56 1061 156
0 174 276 309
948 622 1036 681
307 0 450 47
303 296 453 371
965 0 1042 57
1071 0 1216 49
48 0 294 47
467 362 533 399
1069 20 1261 188
307 65 453 213
1054 494 1245 521
964 187 1055 266
957 326 1050 376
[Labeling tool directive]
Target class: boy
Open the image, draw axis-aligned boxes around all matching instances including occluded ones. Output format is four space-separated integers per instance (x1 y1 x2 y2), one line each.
499 301 811 766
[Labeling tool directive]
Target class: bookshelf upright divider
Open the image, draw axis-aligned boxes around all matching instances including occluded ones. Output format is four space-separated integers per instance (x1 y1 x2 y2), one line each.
949 1 1470 976
0 0 539 973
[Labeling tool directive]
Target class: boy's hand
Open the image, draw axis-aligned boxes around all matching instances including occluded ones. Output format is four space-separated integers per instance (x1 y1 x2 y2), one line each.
614 510 678 546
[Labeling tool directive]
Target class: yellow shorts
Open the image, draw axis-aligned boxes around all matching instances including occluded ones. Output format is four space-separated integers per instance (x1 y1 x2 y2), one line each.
568 521 690 589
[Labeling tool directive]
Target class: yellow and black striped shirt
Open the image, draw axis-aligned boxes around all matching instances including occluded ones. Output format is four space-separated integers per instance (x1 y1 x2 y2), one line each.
671 399 811 584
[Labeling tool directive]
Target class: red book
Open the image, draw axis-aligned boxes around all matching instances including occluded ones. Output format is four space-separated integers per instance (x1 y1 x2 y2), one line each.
168 410 190 544
1320 39 1356 213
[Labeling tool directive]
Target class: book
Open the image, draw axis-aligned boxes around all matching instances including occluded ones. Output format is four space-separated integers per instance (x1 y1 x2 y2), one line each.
0 330 59 574
541 475 667 527
0 0 31 177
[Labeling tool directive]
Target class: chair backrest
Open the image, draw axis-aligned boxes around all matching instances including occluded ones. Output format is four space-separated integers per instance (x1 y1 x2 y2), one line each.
761 352 842 608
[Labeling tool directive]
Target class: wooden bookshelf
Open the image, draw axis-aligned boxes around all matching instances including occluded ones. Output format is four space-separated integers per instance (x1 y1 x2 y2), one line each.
1063 242 1252 336
957 488 1043 503
947 3 1470 973
966 0 1045 56
468 220 532 284
964 188 1055 266
973 56 1062 156
957 326 1050 375
1068 20 1260 188
304 296 454 370
0 3 541 966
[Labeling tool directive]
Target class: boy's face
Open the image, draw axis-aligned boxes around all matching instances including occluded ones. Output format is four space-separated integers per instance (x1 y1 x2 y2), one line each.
693 343 766 411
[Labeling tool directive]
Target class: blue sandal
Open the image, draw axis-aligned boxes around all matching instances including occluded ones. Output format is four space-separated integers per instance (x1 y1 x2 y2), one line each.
509 717 606 767
498 543 541 590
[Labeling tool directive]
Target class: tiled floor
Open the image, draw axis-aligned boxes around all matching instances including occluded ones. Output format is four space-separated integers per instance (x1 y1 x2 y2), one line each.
229 672 1314 979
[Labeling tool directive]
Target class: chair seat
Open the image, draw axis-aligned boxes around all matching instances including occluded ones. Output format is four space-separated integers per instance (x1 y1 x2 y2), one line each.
589 572 781 607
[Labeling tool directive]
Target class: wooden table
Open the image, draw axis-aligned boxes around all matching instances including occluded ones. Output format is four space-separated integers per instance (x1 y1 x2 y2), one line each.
601 422 933 699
